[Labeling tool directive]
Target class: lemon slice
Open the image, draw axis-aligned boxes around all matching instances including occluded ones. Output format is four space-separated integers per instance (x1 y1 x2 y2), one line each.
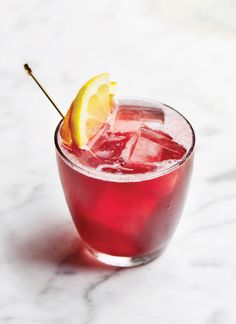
70 74 116 148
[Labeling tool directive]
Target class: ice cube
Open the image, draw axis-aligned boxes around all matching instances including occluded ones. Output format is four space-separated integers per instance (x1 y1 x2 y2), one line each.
141 127 187 160
111 105 164 133
122 126 187 165
88 123 109 148
89 124 133 162
122 129 163 164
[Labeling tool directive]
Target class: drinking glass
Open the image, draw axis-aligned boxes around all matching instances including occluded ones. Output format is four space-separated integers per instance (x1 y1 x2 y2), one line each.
55 98 195 267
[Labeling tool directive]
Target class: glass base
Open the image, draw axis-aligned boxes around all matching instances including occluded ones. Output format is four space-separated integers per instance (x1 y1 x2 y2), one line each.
84 243 164 267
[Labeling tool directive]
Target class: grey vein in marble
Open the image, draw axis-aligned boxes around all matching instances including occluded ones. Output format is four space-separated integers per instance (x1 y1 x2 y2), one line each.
83 269 121 324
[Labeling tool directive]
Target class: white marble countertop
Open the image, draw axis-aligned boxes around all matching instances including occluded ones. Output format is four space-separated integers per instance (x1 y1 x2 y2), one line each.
1 0 236 323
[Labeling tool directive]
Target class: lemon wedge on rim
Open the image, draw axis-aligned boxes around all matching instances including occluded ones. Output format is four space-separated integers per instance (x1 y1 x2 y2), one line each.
60 74 116 148
71 74 116 148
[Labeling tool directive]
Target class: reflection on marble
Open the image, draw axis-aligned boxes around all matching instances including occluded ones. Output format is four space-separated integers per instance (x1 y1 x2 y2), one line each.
1 0 236 323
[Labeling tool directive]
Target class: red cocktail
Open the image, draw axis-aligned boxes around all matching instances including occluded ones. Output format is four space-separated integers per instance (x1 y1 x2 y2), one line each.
55 98 195 267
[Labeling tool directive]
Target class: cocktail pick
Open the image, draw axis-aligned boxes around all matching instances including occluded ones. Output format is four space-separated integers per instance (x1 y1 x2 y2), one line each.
23 63 64 119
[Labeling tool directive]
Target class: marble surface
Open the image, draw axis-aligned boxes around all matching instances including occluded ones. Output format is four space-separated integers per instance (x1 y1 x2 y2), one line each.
1 0 236 323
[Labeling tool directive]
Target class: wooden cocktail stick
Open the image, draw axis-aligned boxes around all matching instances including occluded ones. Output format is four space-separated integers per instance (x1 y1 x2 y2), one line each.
23 63 64 119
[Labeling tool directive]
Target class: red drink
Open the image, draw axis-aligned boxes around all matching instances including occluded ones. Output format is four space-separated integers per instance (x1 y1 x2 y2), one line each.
55 98 195 266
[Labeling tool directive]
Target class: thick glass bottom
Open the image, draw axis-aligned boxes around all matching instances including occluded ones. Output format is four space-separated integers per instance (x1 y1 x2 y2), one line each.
83 242 164 267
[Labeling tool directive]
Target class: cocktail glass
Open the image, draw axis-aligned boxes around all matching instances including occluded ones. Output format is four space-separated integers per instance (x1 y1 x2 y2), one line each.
55 98 195 267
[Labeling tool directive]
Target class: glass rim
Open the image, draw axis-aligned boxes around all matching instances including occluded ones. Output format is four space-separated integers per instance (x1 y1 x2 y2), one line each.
54 97 195 183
